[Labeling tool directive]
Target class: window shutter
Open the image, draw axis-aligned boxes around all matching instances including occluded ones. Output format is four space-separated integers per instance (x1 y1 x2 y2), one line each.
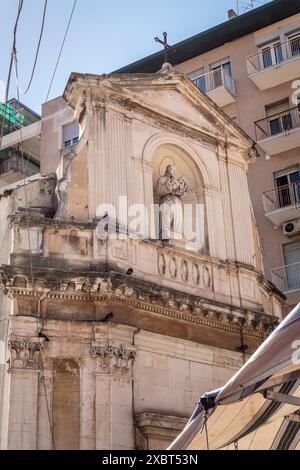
63 123 79 143
283 241 300 266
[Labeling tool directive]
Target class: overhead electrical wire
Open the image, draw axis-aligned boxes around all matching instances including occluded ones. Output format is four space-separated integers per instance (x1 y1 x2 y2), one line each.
13 0 48 95
0 0 24 149
45 0 78 103
3 0 79 450
0 4 24 438
15 0 79 450
22 0 78 175
15 80 55 450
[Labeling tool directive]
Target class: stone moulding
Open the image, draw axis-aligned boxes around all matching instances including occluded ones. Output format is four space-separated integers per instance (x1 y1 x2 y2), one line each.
135 413 188 449
0 267 280 340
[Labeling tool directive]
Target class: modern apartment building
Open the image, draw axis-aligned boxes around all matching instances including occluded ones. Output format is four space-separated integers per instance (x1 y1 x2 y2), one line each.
0 99 41 187
116 0 300 311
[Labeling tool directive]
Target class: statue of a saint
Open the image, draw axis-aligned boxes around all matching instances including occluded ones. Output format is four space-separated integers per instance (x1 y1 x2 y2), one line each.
156 164 189 240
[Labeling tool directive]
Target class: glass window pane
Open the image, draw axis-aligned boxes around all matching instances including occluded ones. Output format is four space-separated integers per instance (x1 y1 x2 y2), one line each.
282 113 293 131
197 76 206 92
275 175 289 188
262 48 273 68
275 175 290 207
222 61 232 77
211 67 223 88
274 43 283 63
290 34 300 57
269 118 282 135
289 171 300 183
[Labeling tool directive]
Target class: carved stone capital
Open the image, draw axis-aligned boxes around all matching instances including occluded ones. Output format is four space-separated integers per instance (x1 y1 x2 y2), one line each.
243 147 257 163
91 338 136 374
8 336 45 370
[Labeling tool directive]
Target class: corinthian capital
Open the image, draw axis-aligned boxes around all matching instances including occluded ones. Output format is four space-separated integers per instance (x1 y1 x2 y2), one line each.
8 336 45 371
91 339 136 374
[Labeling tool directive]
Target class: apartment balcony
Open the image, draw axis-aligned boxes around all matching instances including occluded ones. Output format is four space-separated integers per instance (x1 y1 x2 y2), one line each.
191 68 237 107
0 154 39 185
247 36 300 90
272 262 300 306
0 120 41 162
255 106 300 156
263 182 300 226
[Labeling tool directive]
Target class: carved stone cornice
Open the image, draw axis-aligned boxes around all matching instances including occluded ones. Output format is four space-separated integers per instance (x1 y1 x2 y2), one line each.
8 336 45 371
135 413 188 449
0 269 279 340
91 338 136 374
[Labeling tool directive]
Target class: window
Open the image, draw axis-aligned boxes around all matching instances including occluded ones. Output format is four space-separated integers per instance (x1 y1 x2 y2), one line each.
259 39 283 69
283 240 300 290
189 67 206 92
209 58 232 89
63 123 79 148
288 32 300 57
274 166 300 208
189 58 234 94
265 99 292 136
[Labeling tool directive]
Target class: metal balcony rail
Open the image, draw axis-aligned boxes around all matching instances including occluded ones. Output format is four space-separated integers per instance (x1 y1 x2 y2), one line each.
272 261 300 293
191 67 236 96
263 182 300 214
247 35 300 75
255 105 300 141
0 155 23 174
0 155 38 176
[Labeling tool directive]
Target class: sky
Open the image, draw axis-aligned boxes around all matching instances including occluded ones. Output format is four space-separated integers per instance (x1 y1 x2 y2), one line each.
0 0 270 114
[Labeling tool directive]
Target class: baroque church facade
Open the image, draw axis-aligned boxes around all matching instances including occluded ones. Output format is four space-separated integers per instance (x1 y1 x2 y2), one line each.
0 66 283 450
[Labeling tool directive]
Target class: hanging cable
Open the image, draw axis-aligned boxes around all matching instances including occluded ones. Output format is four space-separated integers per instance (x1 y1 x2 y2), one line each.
22 0 78 175
15 78 56 450
204 415 210 451
9 0 79 451
247 427 259 450
13 0 48 95
46 0 78 102
0 0 24 149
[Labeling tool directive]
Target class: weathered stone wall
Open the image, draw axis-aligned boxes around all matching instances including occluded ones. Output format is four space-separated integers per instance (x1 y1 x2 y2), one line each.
0 70 285 450
0 317 245 450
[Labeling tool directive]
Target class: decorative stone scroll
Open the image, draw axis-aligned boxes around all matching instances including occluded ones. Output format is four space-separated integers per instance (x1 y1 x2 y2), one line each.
8 337 44 370
90 338 136 374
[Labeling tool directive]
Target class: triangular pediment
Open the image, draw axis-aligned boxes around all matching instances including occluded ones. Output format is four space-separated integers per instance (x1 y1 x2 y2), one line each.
64 70 254 149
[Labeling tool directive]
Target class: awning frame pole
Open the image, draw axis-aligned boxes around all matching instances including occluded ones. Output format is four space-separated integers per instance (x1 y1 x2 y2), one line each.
286 414 300 423
263 390 300 407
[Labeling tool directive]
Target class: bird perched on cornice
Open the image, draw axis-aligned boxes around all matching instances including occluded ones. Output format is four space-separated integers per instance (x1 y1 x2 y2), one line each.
101 313 114 324
39 332 50 342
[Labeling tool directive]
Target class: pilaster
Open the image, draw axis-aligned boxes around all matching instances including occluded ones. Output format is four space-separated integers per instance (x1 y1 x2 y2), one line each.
6 336 44 450
91 325 137 450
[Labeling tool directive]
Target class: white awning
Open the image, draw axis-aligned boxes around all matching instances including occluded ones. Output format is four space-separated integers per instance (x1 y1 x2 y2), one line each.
169 303 300 451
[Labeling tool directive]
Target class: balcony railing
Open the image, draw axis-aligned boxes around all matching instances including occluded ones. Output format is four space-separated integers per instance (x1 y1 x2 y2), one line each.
255 106 300 141
263 182 300 215
0 156 22 174
247 35 300 75
272 262 300 293
0 155 39 177
191 67 236 96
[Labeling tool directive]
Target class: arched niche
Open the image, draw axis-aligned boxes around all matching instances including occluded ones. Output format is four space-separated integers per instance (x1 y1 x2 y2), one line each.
151 142 209 255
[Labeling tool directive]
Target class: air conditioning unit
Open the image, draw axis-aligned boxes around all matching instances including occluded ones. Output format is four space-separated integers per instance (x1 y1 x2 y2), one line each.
283 220 300 237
